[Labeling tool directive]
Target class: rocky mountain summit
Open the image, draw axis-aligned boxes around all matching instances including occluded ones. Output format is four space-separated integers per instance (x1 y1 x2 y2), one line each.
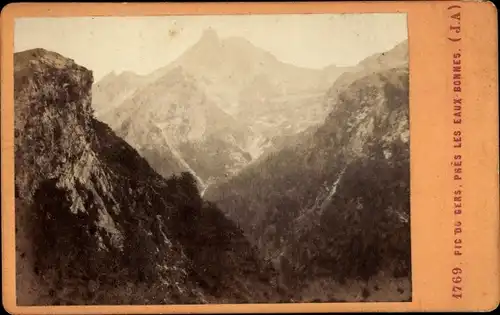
92 29 346 187
14 48 280 306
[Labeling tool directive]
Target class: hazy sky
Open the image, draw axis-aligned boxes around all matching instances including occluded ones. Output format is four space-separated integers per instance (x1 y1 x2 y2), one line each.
15 14 407 81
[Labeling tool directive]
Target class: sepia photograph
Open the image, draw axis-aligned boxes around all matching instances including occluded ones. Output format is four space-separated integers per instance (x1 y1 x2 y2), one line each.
13 13 411 306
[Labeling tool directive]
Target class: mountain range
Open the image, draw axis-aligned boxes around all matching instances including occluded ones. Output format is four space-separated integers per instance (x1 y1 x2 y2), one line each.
14 28 411 305
93 31 411 301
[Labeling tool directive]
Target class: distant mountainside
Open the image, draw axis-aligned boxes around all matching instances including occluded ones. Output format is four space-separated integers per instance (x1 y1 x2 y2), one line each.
14 48 281 306
149 28 345 114
323 40 408 110
91 29 346 186
243 40 409 161
205 41 411 302
149 28 348 149
91 71 148 116
97 66 257 189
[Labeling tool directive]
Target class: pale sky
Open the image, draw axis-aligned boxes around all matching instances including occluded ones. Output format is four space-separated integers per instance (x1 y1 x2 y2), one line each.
15 14 407 81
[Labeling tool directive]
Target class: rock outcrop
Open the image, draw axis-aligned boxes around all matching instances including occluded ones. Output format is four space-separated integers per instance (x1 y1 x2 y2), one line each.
14 48 279 306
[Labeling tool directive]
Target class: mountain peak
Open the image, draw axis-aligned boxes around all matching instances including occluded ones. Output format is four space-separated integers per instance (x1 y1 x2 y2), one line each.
14 48 93 100
200 27 220 43
14 48 78 72
99 70 117 81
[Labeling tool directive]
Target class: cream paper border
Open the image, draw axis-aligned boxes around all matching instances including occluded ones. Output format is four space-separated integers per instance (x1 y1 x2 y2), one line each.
1 1 499 313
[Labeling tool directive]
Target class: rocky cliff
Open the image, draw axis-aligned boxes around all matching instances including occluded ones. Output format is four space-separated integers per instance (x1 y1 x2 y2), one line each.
14 48 279 306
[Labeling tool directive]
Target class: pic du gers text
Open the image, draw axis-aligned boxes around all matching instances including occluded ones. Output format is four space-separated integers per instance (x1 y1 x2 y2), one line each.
449 4 463 301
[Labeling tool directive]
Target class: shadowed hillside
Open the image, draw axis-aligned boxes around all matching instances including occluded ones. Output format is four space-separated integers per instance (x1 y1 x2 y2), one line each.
205 52 411 302
14 48 280 306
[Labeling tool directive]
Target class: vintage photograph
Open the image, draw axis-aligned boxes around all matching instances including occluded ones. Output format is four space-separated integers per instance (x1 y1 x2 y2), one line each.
13 13 411 306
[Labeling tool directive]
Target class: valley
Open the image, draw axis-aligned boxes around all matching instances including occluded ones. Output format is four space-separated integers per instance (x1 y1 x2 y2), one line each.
92 30 411 301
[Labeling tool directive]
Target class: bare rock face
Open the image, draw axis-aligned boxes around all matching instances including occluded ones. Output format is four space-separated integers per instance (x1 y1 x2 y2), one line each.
14 48 279 306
